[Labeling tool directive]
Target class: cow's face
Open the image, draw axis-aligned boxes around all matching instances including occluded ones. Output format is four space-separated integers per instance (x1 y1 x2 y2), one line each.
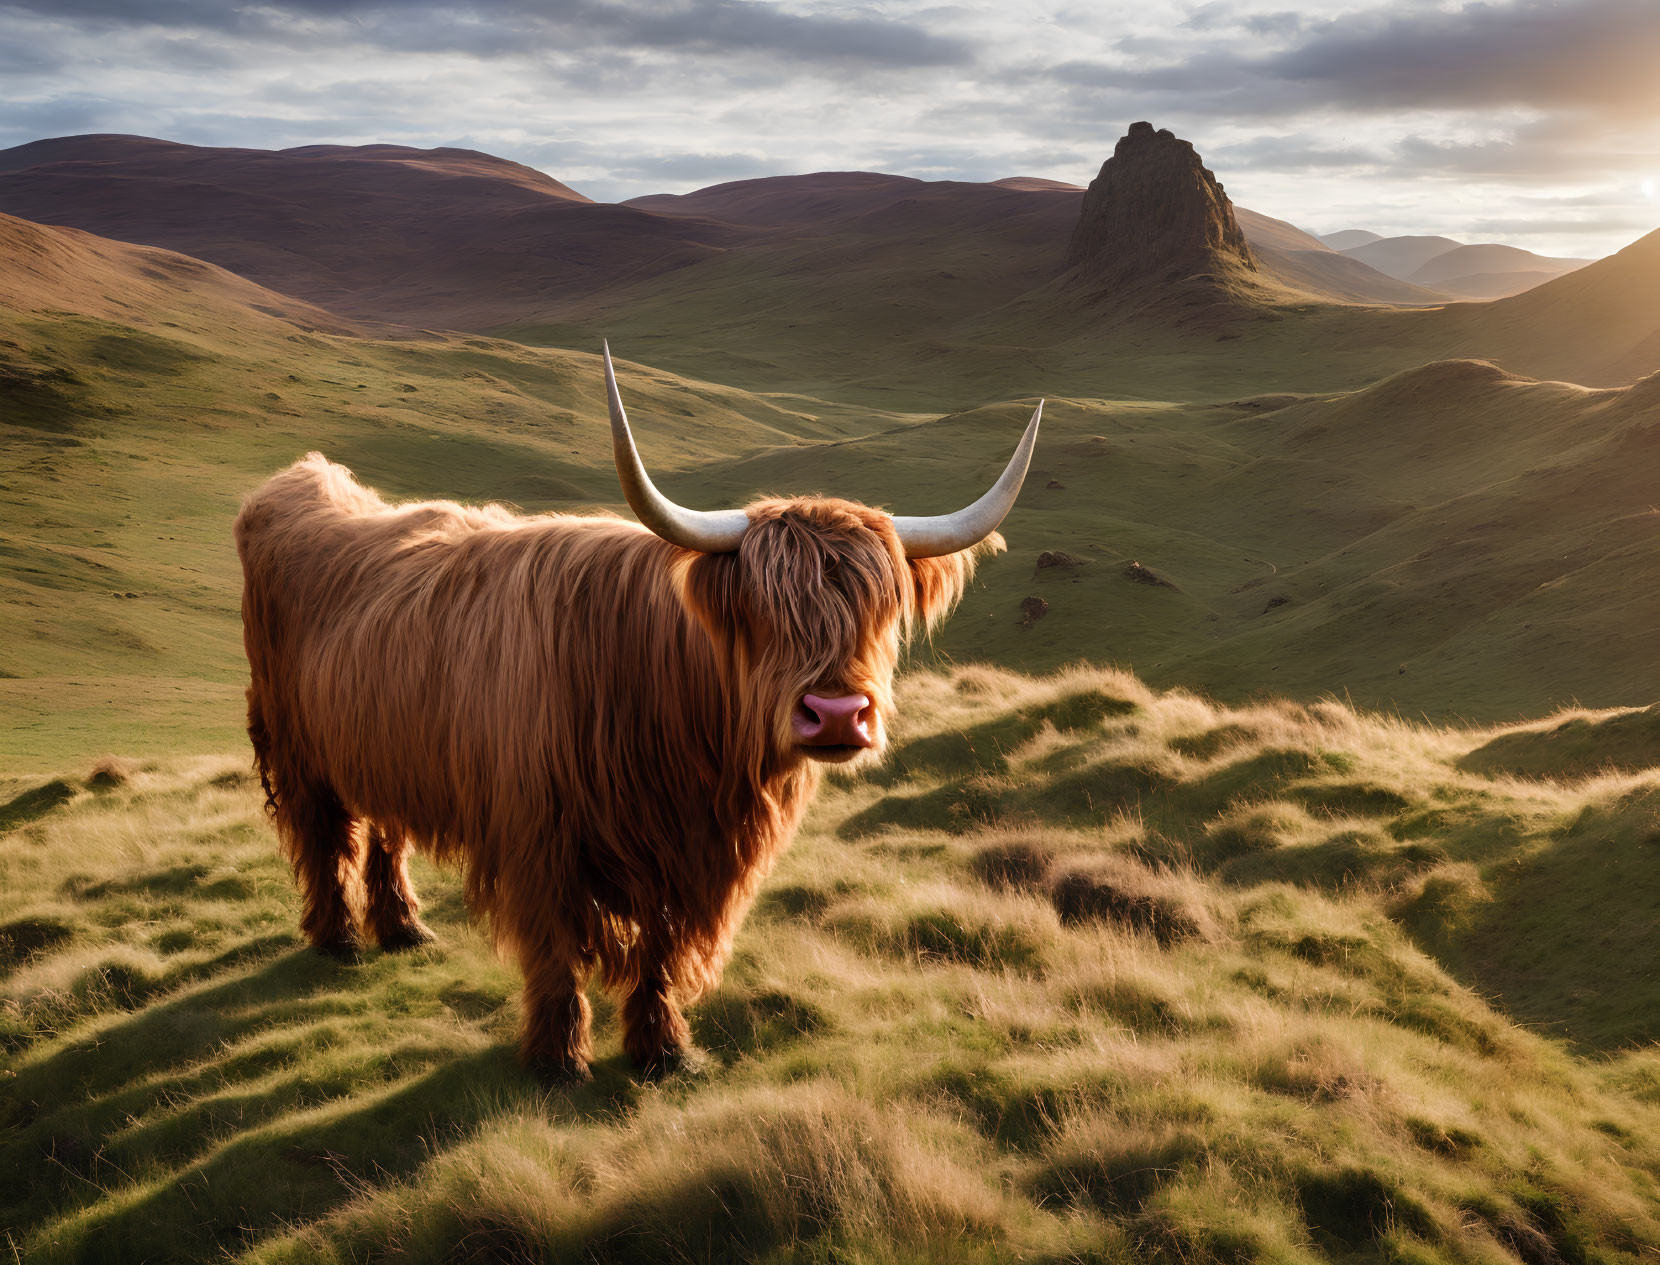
602 345 1035 767
683 498 995 768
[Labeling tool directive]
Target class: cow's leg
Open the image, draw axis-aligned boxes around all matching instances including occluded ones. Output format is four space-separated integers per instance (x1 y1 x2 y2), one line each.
518 946 594 1084
621 932 695 1076
277 779 362 961
249 691 362 961
363 824 435 952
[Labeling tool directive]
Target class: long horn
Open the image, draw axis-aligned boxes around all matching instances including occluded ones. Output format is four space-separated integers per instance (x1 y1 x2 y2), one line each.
604 342 751 553
891 401 1043 558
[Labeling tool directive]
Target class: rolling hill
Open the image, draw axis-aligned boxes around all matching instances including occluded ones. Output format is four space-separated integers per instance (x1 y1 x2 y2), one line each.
1340 234 1464 280
0 209 351 335
1318 228 1382 249
1334 232 1589 300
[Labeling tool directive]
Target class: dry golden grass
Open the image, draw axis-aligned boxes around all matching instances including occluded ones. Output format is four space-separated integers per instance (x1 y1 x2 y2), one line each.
7 665 1660 1262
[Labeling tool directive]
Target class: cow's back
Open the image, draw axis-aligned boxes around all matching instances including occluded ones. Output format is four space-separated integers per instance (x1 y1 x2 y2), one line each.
235 453 721 859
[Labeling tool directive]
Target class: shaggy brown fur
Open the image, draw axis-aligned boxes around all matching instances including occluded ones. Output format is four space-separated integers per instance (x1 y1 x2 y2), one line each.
236 453 996 1079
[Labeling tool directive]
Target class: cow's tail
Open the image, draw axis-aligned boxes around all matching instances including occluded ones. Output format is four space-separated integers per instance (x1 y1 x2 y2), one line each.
246 685 280 818
236 489 282 819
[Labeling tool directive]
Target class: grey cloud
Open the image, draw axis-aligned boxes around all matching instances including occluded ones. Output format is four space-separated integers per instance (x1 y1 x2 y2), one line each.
1209 133 1379 172
1048 0 1660 122
1240 11 1303 37
1182 3 1304 38
1390 135 1612 180
0 93 129 148
0 0 976 67
0 33 63 73
1264 0 1660 114
1179 3 1233 32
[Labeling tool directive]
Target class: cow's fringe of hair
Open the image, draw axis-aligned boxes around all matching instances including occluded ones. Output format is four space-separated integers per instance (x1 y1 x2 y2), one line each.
235 453 990 1063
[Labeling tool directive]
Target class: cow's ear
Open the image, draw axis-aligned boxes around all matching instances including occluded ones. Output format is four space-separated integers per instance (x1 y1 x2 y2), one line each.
908 554 968 632
908 532 1004 632
682 551 747 648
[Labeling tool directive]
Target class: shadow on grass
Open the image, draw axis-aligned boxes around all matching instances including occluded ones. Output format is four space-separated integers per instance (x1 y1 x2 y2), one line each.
2 945 639 1262
1455 786 1660 1052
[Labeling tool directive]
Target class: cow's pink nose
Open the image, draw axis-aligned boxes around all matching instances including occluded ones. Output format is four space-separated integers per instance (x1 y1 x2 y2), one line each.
794 693 876 748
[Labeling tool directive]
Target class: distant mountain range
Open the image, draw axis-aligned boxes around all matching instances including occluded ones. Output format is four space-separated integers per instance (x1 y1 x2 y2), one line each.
1317 228 1590 300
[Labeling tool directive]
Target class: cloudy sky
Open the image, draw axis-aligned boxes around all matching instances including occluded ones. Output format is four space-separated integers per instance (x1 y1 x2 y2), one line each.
3 0 1658 258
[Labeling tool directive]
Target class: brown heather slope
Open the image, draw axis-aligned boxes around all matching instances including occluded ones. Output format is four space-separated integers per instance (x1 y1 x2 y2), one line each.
622 170 1071 228
0 131 1434 342
0 134 593 202
0 135 748 328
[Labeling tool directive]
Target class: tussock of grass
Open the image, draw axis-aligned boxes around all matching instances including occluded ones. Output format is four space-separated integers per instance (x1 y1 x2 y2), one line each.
9 669 1660 1261
1460 702 1660 781
86 755 132 790
968 835 1055 890
1048 858 1211 945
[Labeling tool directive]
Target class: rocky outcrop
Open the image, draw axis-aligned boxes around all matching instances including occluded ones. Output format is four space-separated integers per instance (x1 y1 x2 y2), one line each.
1065 122 1257 291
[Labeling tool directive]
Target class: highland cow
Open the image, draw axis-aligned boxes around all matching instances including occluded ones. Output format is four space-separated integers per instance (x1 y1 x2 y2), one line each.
235 345 1040 1081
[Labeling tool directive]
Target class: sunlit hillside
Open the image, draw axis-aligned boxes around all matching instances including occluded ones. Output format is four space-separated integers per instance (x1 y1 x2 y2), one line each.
8 668 1660 1261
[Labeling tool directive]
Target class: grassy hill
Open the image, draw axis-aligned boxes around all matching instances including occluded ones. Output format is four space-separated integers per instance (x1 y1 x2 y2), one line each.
9 667 1660 1261
672 357 1660 722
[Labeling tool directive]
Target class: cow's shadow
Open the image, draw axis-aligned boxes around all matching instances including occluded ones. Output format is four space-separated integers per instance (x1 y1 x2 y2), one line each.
2 941 641 1261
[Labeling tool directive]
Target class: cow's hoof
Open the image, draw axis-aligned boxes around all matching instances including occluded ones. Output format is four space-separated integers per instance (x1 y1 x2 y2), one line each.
314 937 362 964
529 1055 593 1087
637 1045 708 1081
378 922 437 953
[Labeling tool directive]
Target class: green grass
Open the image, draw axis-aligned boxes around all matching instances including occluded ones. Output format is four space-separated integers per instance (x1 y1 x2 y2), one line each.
9 295 1660 771
9 669 1660 1262
0 303 910 769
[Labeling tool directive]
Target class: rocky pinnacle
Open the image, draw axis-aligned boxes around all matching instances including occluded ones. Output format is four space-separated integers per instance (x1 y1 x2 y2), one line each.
1065 121 1257 288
